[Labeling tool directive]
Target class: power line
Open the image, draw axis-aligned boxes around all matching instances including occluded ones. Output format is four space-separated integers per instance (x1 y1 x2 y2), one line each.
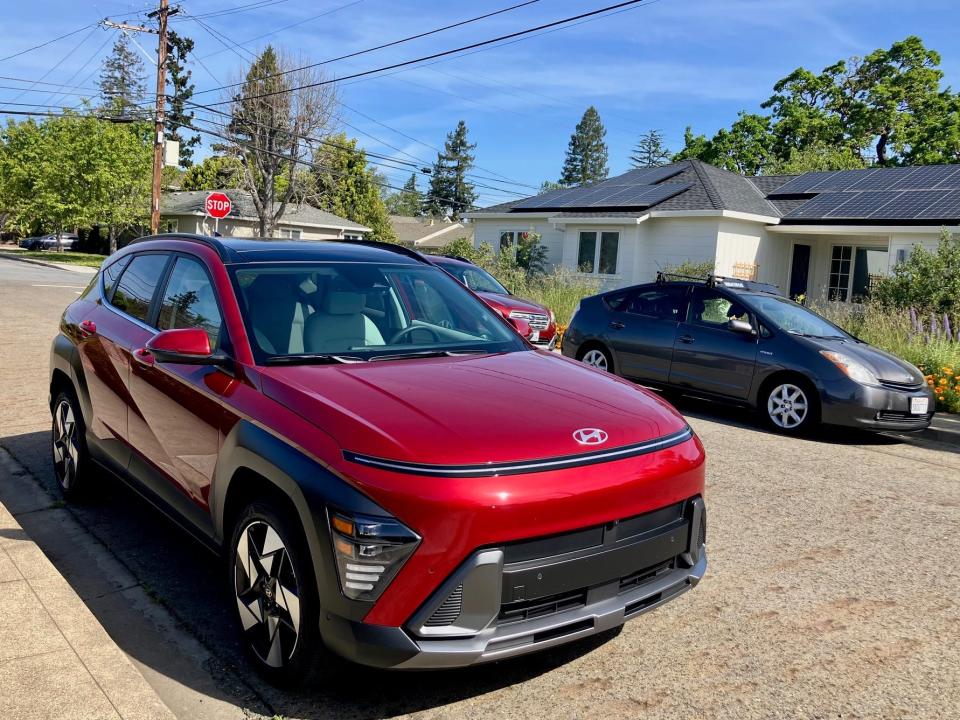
0 22 99 64
47 30 119 107
9 25 102 107
0 108 136 122
190 0 543 97
182 0 293 21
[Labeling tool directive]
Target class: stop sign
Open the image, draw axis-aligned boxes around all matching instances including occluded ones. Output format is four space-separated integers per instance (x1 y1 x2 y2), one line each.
205 192 232 219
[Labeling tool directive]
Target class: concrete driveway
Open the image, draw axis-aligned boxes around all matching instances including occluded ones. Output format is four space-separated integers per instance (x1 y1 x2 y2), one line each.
1 256 958 719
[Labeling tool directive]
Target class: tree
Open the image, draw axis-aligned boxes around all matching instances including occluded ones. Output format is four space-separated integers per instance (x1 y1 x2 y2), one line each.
0 114 151 252
166 31 200 168
226 46 337 236
560 106 608 186
98 35 147 118
672 113 775 175
538 179 566 193
515 231 548 276
765 143 866 174
312 133 395 242
385 172 421 216
630 129 671 167
180 155 244 190
873 227 960 314
424 120 476 220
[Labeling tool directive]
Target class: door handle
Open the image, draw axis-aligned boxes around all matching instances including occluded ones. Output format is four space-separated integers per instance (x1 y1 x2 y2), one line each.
678 334 695 344
78 319 97 337
609 321 625 330
132 347 155 367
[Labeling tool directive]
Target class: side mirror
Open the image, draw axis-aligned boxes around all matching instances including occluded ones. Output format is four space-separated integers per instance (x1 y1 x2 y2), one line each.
507 316 534 340
145 328 218 365
728 318 756 336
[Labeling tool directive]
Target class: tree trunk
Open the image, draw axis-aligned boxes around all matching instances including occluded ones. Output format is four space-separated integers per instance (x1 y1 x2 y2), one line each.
109 226 118 254
876 129 890 166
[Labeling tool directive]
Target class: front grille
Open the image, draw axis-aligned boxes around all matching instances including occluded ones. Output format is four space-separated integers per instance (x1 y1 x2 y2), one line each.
424 583 463 627
876 411 934 425
498 588 587 624
619 558 675 593
509 311 549 330
879 379 924 391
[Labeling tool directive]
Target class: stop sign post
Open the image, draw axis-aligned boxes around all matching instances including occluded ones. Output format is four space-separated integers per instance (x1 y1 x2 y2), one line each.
205 192 231 233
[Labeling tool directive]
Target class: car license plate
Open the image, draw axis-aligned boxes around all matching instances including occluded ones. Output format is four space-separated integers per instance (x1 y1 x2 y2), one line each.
529 331 539 342
910 397 929 415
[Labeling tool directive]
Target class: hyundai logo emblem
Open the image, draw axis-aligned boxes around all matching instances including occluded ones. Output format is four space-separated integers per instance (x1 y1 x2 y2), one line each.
573 428 608 446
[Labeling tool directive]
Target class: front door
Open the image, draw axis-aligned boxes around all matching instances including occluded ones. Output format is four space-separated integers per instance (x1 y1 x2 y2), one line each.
668 287 759 400
607 285 688 382
789 244 811 299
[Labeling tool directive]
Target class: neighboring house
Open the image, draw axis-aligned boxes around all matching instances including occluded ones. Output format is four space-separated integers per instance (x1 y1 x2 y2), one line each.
161 190 370 240
465 160 960 301
388 214 473 249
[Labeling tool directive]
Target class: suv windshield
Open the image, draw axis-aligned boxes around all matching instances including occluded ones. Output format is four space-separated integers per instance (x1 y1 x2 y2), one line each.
231 262 524 363
746 295 848 339
438 262 509 295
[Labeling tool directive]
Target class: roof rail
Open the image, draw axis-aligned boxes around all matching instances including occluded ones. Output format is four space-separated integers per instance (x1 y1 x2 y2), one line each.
340 238 430 264
128 233 235 261
656 270 782 295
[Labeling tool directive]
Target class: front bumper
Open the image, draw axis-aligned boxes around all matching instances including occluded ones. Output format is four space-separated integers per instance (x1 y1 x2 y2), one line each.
820 378 936 431
320 496 707 669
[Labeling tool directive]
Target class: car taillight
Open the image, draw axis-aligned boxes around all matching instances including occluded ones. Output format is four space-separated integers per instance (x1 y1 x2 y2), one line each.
328 511 420 601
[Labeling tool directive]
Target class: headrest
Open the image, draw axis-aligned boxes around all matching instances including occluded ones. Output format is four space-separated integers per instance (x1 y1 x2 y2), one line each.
324 291 365 315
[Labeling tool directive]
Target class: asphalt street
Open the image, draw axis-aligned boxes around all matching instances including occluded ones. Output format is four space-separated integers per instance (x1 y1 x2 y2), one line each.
1 255 958 719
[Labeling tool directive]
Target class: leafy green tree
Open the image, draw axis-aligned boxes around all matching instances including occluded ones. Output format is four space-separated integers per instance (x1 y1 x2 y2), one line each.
98 35 147 118
423 120 476 220
385 172 421 216
516 232 548 276
629 129 671 167
313 133 396 242
765 143 865 174
560 106 608 185
873 228 960 313
672 113 774 175
538 179 566 193
166 31 200 168
180 155 244 190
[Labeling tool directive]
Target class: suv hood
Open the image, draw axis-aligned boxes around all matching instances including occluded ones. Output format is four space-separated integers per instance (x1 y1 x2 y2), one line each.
809 336 924 385
476 292 549 316
260 351 687 466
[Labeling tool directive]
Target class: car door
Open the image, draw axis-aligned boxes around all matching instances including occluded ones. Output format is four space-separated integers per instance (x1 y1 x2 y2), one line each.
606 285 688 383
668 287 759 399
127 253 232 538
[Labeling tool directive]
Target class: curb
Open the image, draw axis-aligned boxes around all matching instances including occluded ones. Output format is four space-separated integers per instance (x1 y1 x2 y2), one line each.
922 415 960 446
0 251 99 274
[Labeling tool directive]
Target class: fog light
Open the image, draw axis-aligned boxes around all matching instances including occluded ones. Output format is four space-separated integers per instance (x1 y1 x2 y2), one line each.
328 511 419 600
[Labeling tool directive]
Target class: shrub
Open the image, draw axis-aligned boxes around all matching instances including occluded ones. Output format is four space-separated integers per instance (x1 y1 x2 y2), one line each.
661 259 715 279
872 228 960 314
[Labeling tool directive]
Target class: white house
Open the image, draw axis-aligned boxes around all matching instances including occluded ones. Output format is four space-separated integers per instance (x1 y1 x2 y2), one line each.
161 190 370 240
465 160 959 301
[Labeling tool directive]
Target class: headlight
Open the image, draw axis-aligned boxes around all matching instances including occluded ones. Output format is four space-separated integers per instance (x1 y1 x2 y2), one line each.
819 351 879 386
329 511 420 601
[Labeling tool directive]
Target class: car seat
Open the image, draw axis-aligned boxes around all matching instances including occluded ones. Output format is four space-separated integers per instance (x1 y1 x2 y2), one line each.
303 291 385 353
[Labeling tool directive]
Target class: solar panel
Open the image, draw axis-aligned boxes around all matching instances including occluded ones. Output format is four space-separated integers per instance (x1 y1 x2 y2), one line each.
886 165 951 190
931 166 960 189
512 187 581 209
767 171 838 196
825 191 901 218
806 169 872 192
914 189 960 219
585 183 689 208
844 167 915 191
783 192 855 218
867 190 943 218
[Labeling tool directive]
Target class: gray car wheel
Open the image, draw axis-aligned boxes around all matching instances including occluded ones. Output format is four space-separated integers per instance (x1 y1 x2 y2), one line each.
580 347 612 372
765 382 813 432
51 390 91 499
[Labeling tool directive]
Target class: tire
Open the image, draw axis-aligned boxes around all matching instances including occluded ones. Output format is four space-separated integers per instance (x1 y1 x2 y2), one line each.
51 390 93 500
228 500 322 686
578 344 614 373
763 379 818 434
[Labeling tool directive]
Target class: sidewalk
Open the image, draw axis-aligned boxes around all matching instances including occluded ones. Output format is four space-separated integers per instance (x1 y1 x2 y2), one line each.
0 496 174 720
0 251 98 275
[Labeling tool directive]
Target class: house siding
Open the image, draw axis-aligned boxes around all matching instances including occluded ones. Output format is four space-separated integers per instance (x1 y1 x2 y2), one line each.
715 219 791 289
638 217 720 283
473 218 564 267
164 214 346 240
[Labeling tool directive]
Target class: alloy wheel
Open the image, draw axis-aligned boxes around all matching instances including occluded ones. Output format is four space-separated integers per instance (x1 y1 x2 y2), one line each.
234 520 302 668
766 383 809 430
581 349 609 372
52 399 79 490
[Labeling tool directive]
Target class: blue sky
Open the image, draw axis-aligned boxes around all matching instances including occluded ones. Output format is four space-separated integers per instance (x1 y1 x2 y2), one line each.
3 0 960 205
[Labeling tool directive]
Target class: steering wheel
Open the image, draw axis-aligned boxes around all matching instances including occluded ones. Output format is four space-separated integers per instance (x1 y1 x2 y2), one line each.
389 325 442 344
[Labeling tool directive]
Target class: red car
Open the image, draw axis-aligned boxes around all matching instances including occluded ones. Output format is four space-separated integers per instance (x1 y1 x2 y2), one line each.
427 255 558 347
50 235 706 684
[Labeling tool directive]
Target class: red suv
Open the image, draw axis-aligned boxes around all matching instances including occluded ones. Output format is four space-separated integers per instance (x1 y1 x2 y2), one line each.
428 255 558 347
50 235 706 683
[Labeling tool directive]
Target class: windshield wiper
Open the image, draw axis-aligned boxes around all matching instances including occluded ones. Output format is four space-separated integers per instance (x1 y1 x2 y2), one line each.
265 353 366 365
368 349 489 362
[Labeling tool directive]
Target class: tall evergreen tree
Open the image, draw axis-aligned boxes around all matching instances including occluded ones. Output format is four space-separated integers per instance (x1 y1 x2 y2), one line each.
560 106 608 185
166 31 200 168
630 129 671 167
313 133 396 242
386 172 422 216
98 36 147 118
424 120 476 220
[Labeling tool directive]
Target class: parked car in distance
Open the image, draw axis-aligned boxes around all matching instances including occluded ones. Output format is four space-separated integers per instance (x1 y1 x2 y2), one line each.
50 235 707 684
563 273 935 434
22 233 79 250
427 255 558 347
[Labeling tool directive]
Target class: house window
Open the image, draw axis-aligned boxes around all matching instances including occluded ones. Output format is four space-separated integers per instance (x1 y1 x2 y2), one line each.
162 219 178 233
829 245 889 302
577 231 619 275
278 228 302 239
499 231 515 253
828 245 852 301
343 232 362 240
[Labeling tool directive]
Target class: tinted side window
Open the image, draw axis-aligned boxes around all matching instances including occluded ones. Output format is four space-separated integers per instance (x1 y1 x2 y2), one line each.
689 288 749 328
603 291 630 311
101 255 131 301
157 257 223 346
111 254 169 324
626 287 687 321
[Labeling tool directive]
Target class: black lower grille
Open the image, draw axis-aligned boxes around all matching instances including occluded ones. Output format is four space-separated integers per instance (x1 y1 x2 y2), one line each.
498 588 587 624
876 411 933 425
425 583 463 627
879 379 924 391
619 558 675 593
698 510 706 547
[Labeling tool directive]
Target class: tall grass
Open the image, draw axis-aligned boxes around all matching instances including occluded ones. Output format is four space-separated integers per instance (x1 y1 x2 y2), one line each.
500 266 599 326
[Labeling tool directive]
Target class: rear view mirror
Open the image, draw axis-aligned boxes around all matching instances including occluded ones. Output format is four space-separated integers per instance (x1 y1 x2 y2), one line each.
728 319 756 335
